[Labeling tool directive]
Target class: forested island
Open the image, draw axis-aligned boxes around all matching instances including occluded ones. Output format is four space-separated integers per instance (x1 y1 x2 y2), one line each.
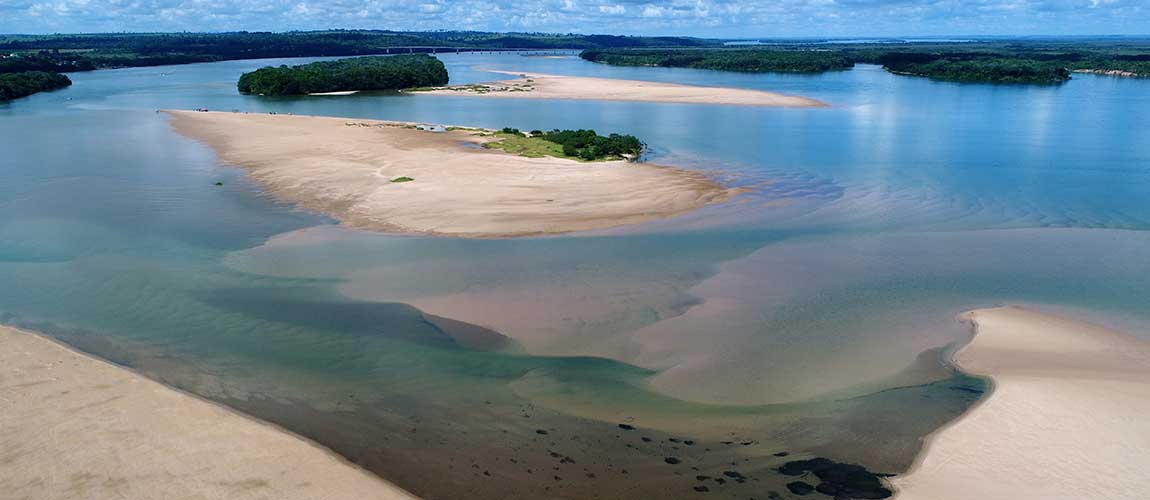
486 128 644 161
875 53 1071 84
0 70 72 101
580 48 854 73
581 40 1150 84
237 55 448 96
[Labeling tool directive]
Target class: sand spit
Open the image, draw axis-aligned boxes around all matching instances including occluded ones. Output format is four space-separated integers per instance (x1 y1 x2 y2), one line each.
308 90 360 96
0 325 417 500
892 307 1150 500
167 111 737 238
411 71 828 107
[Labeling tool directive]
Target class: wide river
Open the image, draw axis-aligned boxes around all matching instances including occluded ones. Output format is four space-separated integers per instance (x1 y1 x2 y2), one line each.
3 52 1149 499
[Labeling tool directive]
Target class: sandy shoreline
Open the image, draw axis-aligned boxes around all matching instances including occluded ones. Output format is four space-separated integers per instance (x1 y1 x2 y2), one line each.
167 110 737 238
892 306 1150 499
0 325 417 500
411 71 828 107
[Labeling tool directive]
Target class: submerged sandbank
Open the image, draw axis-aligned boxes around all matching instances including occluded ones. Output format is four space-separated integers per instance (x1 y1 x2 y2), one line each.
410 71 828 107
168 110 737 238
892 307 1150 499
0 325 417 500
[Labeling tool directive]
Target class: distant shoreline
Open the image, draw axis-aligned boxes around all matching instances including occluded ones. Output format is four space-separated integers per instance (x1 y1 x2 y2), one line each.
409 71 829 107
891 306 1150 499
166 110 739 238
0 324 418 500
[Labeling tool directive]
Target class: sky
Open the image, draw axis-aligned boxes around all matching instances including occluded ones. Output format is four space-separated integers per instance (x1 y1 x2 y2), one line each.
0 0 1146 37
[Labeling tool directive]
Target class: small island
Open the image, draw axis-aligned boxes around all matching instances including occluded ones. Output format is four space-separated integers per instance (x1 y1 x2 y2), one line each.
237 54 448 96
0 71 72 101
166 111 736 237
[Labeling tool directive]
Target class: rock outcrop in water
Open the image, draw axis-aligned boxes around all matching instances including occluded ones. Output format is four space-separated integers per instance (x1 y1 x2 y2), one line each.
777 458 892 499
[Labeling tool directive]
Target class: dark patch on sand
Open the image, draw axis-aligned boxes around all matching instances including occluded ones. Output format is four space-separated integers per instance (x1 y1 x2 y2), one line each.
778 458 892 499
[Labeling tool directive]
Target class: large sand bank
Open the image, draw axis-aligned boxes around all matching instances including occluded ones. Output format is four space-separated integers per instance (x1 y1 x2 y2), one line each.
412 71 828 107
0 325 416 500
168 111 736 238
892 307 1150 499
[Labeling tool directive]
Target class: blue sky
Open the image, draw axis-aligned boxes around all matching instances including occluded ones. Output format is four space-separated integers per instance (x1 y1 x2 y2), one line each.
0 0 1145 36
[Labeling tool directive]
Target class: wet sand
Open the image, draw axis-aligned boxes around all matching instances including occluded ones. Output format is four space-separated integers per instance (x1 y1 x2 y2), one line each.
0 325 416 500
167 111 737 238
33 320 976 500
411 71 829 107
892 307 1150 499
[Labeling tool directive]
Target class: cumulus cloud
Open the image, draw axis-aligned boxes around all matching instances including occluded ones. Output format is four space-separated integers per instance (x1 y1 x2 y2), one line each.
0 0 1143 35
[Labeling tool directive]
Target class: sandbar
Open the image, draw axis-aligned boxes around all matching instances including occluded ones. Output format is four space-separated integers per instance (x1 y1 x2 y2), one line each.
308 90 360 96
891 306 1150 499
410 71 828 107
167 110 737 238
0 325 417 500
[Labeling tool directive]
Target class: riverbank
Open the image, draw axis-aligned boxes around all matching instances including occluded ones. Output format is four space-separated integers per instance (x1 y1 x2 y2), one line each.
0 325 417 500
1073 68 1143 78
891 306 1150 499
409 71 828 107
167 110 737 238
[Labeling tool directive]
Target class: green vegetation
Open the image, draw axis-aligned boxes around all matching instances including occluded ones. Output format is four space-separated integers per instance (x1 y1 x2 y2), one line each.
486 128 644 161
0 53 81 100
484 132 567 158
877 54 1071 84
0 71 72 101
237 55 448 96
390 176 415 183
580 39 1150 84
0 53 96 73
0 31 720 72
581 48 854 73
2 33 1147 87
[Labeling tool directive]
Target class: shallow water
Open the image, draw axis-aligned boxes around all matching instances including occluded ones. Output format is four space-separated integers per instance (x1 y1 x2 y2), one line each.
2 52 1148 498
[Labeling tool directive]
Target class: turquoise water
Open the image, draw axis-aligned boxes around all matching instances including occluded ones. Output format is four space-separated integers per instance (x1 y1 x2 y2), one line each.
2 53 1149 498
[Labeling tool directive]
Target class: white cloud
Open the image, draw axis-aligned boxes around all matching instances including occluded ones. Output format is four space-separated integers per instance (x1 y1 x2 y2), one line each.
0 0 1143 36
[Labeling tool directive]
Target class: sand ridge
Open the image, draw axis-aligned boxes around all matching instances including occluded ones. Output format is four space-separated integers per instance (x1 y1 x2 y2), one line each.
411 70 829 107
167 110 738 238
891 306 1150 500
0 325 417 500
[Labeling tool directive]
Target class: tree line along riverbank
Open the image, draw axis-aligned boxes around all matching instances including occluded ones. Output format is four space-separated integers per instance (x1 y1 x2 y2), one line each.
580 42 1150 84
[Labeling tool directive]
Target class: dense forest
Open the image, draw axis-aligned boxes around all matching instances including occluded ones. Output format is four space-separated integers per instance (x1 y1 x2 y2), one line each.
1 32 1147 89
0 31 718 71
581 48 854 73
581 40 1150 84
0 53 81 100
872 53 1072 84
0 71 72 101
237 55 448 95
494 128 645 161
0 53 96 73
